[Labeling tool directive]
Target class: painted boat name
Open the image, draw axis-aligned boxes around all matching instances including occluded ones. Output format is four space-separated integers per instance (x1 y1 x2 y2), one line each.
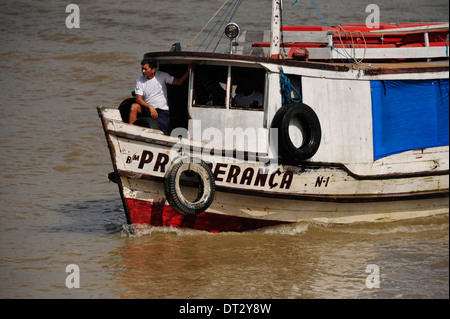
127 150 294 189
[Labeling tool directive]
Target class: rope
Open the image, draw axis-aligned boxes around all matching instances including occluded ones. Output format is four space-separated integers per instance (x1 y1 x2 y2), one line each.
280 68 302 104
309 0 332 30
436 34 449 57
211 0 243 52
291 0 368 66
190 0 242 52
185 0 229 50
202 0 235 52
336 26 367 65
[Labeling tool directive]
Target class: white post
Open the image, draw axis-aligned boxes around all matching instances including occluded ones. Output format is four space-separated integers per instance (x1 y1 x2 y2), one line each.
187 67 194 115
226 65 232 108
424 31 431 61
424 32 430 47
270 0 282 58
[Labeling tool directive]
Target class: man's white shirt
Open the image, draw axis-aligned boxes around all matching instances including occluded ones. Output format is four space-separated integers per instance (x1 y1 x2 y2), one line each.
135 71 174 111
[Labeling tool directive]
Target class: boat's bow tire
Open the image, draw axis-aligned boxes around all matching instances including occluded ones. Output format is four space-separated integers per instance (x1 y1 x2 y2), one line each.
164 158 215 215
118 97 135 123
272 103 321 162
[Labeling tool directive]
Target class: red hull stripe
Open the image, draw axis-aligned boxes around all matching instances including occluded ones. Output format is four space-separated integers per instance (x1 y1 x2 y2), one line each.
125 198 289 233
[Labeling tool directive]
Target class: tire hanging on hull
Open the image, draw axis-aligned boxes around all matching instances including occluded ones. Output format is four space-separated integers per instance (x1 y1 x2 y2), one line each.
271 102 322 162
164 158 216 215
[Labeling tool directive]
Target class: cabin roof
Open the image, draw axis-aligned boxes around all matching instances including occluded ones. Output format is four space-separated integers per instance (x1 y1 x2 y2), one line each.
145 51 449 75
144 51 350 72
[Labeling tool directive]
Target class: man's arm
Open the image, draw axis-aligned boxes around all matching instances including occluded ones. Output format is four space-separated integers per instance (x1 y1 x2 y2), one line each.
171 63 194 86
135 94 158 118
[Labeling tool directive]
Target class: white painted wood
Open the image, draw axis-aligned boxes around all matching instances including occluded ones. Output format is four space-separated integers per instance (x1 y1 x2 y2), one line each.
368 23 449 33
238 30 330 44
301 77 374 164
189 107 266 153
262 61 449 81
329 46 449 60
304 46 450 61
270 0 282 57
100 114 448 197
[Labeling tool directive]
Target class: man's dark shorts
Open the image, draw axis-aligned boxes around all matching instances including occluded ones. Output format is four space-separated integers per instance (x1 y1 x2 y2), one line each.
118 98 170 135
140 106 170 135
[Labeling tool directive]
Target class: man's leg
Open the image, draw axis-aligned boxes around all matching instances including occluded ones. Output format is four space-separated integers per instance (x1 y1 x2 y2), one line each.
156 109 170 135
129 103 141 124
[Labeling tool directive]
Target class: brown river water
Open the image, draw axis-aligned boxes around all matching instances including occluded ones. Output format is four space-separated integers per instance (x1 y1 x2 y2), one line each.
0 0 448 300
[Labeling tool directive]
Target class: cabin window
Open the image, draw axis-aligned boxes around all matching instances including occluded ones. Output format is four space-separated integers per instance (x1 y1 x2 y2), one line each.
191 65 266 111
230 66 265 110
187 64 267 152
192 65 228 108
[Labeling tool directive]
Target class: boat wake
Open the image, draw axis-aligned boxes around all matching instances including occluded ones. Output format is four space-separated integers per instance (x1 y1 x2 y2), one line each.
114 213 448 237
116 220 311 237
116 223 207 237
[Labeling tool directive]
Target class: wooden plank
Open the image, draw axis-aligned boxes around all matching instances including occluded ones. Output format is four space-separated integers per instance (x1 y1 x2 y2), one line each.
238 30 330 44
304 46 449 60
329 46 449 60
367 23 448 34
301 77 374 165
280 31 330 43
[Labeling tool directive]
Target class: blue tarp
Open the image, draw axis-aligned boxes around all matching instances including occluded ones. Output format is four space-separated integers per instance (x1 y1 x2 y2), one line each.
371 79 449 160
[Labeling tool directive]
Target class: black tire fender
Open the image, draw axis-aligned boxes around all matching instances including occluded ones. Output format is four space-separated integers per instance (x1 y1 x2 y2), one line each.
272 103 321 161
164 158 215 215
118 98 136 123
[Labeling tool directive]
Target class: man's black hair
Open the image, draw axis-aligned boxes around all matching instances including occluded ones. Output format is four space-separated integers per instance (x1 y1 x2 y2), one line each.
141 58 157 68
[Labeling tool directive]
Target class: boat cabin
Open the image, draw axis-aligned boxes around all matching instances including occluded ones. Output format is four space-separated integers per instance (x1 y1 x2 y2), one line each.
141 49 448 177
153 53 293 156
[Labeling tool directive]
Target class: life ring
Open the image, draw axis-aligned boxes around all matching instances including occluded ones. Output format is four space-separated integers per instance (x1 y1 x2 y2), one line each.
164 158 215 215
271 103 321 162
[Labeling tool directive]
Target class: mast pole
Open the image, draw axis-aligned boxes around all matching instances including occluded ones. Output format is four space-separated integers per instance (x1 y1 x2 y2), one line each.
270 0 282 58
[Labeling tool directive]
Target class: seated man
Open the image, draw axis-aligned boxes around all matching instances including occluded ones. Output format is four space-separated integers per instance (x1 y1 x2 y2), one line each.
129 58 193 135
233 80 263 108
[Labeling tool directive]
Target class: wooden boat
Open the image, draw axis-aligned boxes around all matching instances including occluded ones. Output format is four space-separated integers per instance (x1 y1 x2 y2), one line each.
98 0 449 232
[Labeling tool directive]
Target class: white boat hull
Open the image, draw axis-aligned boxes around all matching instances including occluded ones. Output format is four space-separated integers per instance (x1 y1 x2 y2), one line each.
120 176 448 232
99 107 448 232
